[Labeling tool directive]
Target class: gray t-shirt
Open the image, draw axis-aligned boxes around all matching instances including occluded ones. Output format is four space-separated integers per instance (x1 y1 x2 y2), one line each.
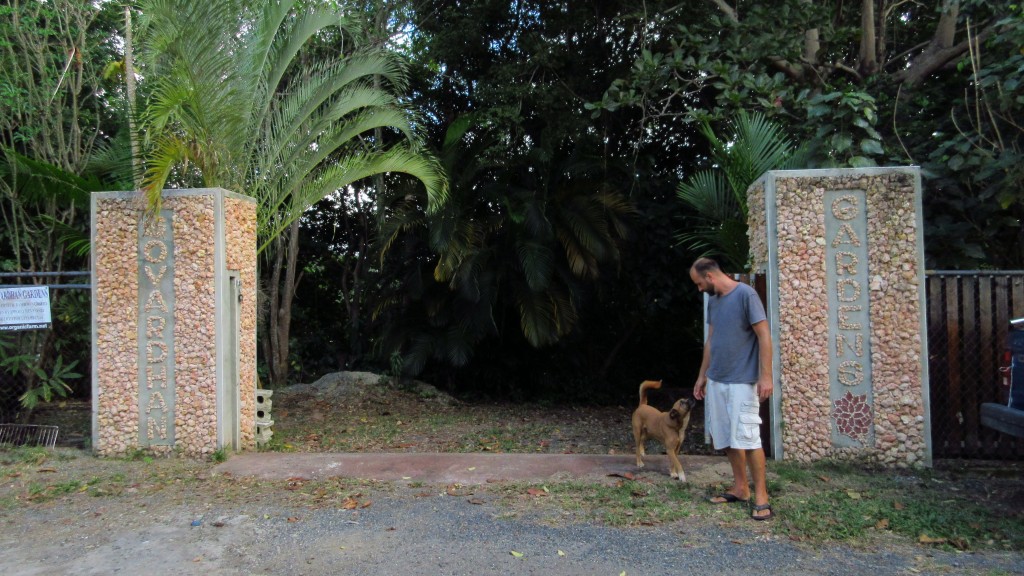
706 282 767 383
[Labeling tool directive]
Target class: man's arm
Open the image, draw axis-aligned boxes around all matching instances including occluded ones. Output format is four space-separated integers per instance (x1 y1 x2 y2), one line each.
694 325 712 400
751 319 773 401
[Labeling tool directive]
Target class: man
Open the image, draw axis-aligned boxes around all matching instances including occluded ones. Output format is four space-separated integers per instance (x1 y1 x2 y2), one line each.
690 257 774 521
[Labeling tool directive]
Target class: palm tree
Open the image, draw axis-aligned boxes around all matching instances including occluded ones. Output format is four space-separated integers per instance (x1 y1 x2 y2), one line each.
135 0 446 387
376 116 634 376
675 111 809 271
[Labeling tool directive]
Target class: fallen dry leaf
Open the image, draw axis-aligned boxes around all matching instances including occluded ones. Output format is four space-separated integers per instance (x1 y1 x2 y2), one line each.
467 498 485 505
607 472 636 480
446 484 470 496
526 488 548 497
875 518 890 530
919 534 947 545
510 551 524 558
949 537 970 550
287 517 299 523
893 501 906 510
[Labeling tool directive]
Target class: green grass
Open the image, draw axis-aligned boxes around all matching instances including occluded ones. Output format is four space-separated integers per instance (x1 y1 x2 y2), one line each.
768 461 1024 551
490 479 702 527
0 447 51 466
479 460 1024 552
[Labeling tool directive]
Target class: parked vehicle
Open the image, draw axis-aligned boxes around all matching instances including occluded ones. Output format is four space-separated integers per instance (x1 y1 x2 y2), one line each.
1009 318 1024 410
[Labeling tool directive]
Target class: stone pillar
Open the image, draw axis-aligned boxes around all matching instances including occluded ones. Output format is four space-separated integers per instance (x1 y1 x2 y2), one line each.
91 188 257 457
747 168 931 467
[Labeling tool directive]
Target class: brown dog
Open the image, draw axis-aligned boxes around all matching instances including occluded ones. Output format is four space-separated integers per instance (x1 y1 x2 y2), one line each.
631 380 696 481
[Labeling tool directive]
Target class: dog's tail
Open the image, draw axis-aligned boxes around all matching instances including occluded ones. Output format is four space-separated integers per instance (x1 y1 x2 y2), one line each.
638 380 663 406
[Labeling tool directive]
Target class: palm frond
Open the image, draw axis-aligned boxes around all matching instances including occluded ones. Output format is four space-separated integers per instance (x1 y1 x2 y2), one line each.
676 170 740 222
515 283 577 348
516 240 554 292
39 216 92 258
257 146 444 253
0 148 97 206
677 111 796 270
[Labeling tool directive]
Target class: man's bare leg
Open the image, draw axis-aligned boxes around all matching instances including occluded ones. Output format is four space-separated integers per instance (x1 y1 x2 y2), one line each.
747 447 771 518
726 447 750 499
708 448 751 503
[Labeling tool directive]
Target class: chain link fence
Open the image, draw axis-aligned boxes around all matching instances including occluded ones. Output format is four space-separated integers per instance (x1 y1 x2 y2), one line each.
0 272 92 447
926 271 1024 459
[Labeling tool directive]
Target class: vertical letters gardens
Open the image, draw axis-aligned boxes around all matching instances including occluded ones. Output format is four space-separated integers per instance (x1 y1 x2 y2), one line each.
826 192 873 446
138 213 176 445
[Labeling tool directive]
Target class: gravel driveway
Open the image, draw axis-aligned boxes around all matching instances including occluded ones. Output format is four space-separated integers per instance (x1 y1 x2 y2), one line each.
1 451 1021 576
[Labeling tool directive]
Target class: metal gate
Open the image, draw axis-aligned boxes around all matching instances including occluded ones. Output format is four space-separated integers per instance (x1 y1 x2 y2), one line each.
0 271 91 445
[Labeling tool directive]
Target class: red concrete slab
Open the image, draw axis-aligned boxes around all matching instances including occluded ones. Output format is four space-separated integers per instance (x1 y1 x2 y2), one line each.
215 452 722 484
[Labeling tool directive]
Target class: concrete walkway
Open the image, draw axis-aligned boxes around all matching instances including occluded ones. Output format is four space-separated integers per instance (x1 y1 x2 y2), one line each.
215 452 724 484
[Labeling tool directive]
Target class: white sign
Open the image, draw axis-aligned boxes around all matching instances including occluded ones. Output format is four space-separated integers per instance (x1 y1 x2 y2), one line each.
0 286 52 330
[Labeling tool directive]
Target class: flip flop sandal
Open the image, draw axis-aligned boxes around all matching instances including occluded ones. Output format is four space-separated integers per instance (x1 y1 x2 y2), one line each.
751 502 774 521
709 493 748 504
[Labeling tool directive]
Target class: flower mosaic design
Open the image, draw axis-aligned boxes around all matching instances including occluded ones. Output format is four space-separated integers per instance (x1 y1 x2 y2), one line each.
833 390 871 440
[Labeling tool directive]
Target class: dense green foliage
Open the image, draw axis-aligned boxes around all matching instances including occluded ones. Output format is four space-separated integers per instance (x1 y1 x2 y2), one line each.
590 0 1024 269
135 0 445 388
2 0 1021 402
0 0 130 416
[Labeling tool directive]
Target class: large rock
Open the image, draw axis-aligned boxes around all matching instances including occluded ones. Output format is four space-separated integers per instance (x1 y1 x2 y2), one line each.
274 371 457 405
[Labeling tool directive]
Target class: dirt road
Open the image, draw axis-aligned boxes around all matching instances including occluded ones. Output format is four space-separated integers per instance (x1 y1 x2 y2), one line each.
1 450 1021 576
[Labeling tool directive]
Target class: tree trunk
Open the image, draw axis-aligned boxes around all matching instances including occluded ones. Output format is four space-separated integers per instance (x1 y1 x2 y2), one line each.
892 0 993 87
803 27 819 67
270 218 301 385
124 6 142 189
859 0 878 76
265 219 303 387
263 234 285 387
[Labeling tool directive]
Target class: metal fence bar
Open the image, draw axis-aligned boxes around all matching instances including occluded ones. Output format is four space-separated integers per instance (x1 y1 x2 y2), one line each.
0 271 90 278
0 424 59 448
0 271 91 290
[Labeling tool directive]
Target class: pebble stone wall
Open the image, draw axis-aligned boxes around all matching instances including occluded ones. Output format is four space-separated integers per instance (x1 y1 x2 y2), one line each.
225 196 258 450
92 189 257 457
748 169 930 467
